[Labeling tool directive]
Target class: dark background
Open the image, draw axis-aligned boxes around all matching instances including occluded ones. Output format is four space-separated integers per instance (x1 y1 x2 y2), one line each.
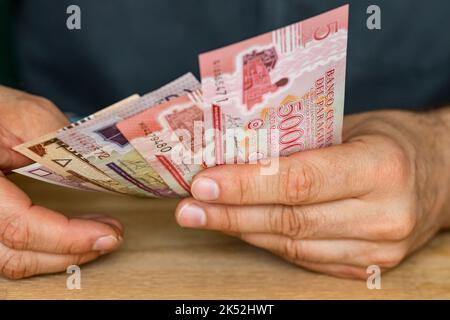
1 0 449 116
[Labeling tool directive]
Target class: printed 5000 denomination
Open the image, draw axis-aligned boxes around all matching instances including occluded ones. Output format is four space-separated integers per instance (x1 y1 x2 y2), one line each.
199 5 348 166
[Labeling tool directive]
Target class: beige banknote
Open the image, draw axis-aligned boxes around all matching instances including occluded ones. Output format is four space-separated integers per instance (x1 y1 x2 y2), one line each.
57 73 201 197
13 95 145 195
13 163 100 192
61 94 140 131
14 133 128 194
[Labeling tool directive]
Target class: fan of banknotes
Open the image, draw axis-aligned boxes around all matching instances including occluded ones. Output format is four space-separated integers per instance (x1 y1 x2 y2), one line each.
13 5 348 198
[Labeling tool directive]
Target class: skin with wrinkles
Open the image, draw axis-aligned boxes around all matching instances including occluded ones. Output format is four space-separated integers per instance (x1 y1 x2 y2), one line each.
1 84 449 280
0 86 124 279
176 108 450 279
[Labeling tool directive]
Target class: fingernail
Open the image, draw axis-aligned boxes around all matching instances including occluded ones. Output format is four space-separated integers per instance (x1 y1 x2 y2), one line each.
178 204 207 228
93 235 120 252
191 177 219 201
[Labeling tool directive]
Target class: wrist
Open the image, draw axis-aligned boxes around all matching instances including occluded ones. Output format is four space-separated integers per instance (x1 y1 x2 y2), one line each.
428 107 450 228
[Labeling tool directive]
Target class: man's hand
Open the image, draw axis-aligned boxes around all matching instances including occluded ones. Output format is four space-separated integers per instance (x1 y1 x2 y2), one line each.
176 109 450 279
0 86 124 279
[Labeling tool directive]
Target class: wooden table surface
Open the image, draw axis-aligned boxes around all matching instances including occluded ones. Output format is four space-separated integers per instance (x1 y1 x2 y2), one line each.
1 174 450 299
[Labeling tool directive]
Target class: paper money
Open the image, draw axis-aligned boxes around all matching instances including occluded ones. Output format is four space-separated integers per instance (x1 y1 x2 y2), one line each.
13 74 200 197
61 94 140 131
12 6 349 197
199 5 348 165
14 132 129 194
117 91 204 196
13 163 99 192
57 73 201 197
13 95 147 195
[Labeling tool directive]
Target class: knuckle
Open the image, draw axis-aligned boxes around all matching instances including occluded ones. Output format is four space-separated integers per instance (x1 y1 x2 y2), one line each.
65 240 83 255
282 238 305 261
28 95 56 111
281 160 322 204
18 96 43 111
0 214 30 250
369 246 408 269
220 206 239 231
56 234 78 255
396 211 417 239
266 207 283 234
386 212 416 241
18 95 62 124
237 172 254 204
371 206 417 241
378 139 411 186
279 206 311 239
0 251 33 280
54 218 79 254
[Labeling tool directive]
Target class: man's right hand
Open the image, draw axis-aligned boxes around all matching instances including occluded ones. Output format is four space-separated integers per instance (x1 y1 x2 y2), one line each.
0 86 124 279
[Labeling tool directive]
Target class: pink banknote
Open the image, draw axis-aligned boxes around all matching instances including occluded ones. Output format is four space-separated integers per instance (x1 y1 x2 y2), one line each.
117 91 204 196
199 5 348 165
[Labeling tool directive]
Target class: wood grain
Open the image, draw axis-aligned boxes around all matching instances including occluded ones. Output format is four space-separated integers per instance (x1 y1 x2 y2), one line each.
1 174 450 299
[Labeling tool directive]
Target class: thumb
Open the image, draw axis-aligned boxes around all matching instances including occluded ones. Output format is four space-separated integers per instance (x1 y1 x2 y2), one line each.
0 176 124 254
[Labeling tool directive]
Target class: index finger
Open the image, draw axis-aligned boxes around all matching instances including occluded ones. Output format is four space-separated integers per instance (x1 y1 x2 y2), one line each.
191 140 378 205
